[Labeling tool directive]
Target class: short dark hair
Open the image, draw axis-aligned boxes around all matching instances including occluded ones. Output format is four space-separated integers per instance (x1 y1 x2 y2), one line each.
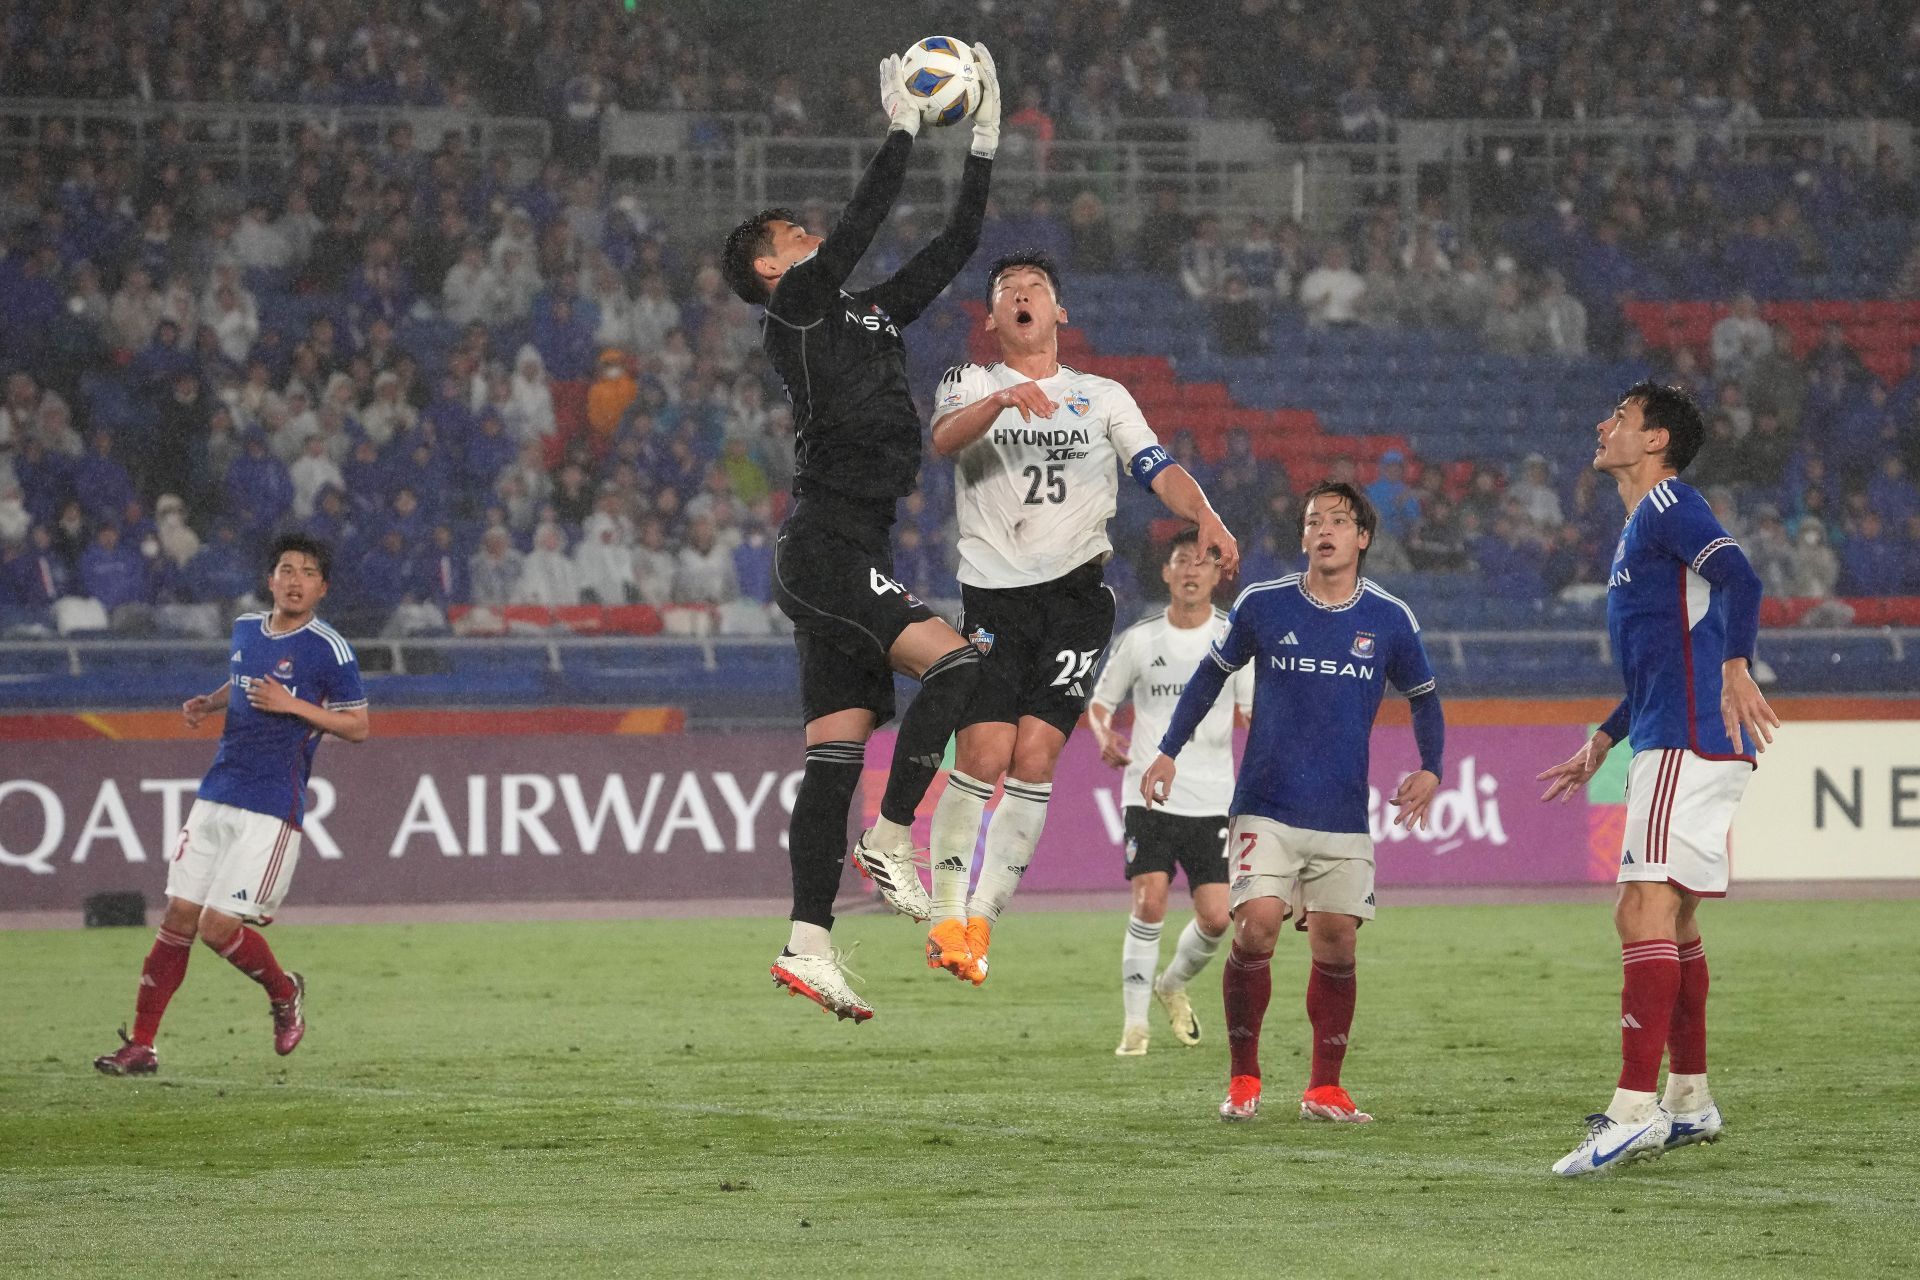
267 533 332 582
721 206 795 304
1622 379 1706 473
1301 479 1379 567
986 251 1064 306
1166 526 1201 558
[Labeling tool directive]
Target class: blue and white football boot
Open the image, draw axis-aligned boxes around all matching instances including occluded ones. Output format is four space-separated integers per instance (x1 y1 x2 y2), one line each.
1551 1108 1673 1177
1663 1100 1725 1149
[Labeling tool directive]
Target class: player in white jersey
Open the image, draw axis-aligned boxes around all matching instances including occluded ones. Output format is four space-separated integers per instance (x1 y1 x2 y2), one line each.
1089 529 1253 1055
921 252 1240 985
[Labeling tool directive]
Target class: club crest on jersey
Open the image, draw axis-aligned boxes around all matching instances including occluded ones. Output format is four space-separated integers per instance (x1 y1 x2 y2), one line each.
1063 390 1090 417
968 625 995 655
1350 632 1376 659
274 657 294 679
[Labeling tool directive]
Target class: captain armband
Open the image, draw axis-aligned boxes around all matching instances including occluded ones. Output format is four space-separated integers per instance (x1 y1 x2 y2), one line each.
1129 445 1174 492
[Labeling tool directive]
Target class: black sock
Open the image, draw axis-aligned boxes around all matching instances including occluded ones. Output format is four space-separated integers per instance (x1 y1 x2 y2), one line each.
880 645 982 827
789 740 865 929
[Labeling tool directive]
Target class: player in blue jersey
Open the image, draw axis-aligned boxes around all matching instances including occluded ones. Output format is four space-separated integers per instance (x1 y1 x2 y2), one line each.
94 534 370 1076
1536 381 1778 1176
1142 481 1446 1124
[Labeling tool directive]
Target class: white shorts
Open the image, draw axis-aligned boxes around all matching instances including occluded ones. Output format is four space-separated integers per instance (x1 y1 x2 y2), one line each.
165 799 302 924
1226 813 1376 921
1618 748 1752 898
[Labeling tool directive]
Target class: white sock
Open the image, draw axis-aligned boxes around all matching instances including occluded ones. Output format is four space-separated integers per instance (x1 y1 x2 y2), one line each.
1122 915 1162 1027
1605 1087 1661 1124
928 771 992 921
1662 1072 1711 1111
867 814 911 852
967 778 1051 921
1158 917 1226 990
786 921 831 957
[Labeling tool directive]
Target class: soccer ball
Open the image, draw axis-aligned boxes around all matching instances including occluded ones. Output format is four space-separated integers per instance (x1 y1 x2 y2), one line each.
900 37 979 128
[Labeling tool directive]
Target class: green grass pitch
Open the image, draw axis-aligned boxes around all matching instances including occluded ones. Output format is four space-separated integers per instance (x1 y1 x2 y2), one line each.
3 899 1917 1277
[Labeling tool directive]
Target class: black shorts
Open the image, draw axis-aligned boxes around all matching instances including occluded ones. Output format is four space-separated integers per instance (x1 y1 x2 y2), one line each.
773 500 934 728
958 559 1116 738
1123 806 1231 886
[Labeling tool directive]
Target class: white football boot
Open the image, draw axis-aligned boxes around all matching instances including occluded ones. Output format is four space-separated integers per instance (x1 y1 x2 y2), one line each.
1664 1100 1725 1149
771 947 874 1022
1551 1108 1673 1177
851 829 932 921
1114 1023 1150 1057
1153 975 1202 1046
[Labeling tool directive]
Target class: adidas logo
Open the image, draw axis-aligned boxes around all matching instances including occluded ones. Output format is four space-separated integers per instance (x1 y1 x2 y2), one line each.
1364 892 1376 906
934 857 966 872
1151 655 1168 667
1124 972 1151 985
1279 632 1300 646
231 650 243 662
1006 864 1028 880
1622 851 1635 865
1621 1013 1642 1029
230 889 249 901
909 752 943 769
1067 682 1083 697
1322 1033 1349 1046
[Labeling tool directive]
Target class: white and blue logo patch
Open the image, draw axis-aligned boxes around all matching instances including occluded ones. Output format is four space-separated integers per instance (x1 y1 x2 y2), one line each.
274 657 294 679
968 625 995 655
1063 390 1091 417
1350 632 1376 659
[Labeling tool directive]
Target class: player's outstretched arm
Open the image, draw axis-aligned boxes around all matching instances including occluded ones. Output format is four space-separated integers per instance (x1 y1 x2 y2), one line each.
769 59 919 322
1148 466 1239 577
245 675 372 743
931 381 1056 454
1147 653 1234 809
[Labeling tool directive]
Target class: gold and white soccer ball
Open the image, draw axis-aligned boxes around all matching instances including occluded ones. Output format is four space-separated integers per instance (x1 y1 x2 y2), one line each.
900 36 980 128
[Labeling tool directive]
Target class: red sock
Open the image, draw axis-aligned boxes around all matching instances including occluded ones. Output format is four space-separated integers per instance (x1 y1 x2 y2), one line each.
213 927 296 1002
1618 939 1681 1091
1223 943 1273 1080
1306 961 1357 1089
131 927 194 1046
1668 938 1709 1075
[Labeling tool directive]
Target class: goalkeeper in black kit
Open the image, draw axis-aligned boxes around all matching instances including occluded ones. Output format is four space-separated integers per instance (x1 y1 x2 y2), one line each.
721 44 1002 1021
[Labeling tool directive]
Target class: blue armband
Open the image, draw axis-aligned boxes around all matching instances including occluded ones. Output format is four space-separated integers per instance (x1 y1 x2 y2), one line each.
1129 445 1174 493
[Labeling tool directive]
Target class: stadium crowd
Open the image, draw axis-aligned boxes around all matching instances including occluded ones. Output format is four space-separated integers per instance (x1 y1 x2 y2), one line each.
2 0 1919 640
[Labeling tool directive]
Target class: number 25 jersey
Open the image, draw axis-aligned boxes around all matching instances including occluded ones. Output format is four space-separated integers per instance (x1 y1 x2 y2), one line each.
936 362 1164 589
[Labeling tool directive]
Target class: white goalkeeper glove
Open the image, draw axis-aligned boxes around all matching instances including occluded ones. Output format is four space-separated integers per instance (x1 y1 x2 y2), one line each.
969 42 1001 159
879 54 921 137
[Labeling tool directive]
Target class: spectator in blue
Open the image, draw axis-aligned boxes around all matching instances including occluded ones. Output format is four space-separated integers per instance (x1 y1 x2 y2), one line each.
530 269 602 381
1866 455 1920 530
0 243 65 362
732 520 775 605
385 488 430 545
223 431 294 540
410 523 471 609
1366 449 1422 539
1839 511 1903 595
2 525 70 608
461 411 520 499
342 439 395 520
130 319 195 394
79 524 151 612
353 526 415 615
74 431 136 526
389 441 451 520
304 487 361 562
184 522 258 604
13 436 74 526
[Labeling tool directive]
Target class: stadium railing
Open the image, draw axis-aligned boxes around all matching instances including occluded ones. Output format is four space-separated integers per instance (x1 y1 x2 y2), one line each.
1 627 1910 712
